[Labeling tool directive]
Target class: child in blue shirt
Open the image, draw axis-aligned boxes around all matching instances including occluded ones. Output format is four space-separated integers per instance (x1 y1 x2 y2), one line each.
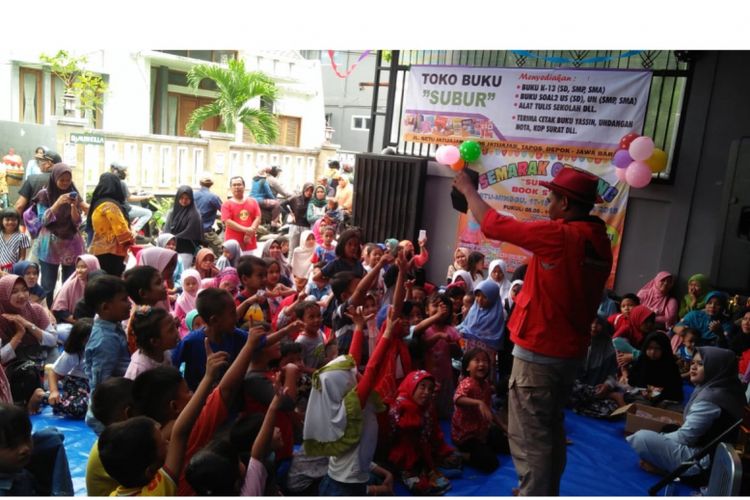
83 275 133 433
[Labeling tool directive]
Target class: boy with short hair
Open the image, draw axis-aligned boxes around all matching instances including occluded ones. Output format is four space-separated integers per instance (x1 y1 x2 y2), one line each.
85 377 135 497
132 366 192 440
172 288 248 391
83 275 133 433
0 403 73 495
97 344 228 495
293 301 327 373
235 255 270 325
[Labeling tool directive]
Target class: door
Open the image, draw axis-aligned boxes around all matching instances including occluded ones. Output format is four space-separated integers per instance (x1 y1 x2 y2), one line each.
713 137 750 293
174 94 221 137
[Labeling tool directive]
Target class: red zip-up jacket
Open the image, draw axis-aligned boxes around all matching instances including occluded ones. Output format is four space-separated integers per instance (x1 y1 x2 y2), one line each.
480 209 612 359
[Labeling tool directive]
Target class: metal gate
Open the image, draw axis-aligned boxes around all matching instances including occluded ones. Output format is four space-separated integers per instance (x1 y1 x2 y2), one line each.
366 50 693 182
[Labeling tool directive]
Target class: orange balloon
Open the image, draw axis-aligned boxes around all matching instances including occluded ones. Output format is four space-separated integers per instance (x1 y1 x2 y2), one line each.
450 158 465 171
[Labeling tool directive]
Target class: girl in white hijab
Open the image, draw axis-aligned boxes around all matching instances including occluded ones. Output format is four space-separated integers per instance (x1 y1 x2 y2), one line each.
451 270 474 292
487 259 512 301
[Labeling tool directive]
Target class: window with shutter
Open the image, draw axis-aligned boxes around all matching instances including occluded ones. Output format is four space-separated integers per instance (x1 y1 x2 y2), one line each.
275 116 301 147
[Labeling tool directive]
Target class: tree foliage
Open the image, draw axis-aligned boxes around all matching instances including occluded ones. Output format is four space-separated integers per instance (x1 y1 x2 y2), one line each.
185 59 279 143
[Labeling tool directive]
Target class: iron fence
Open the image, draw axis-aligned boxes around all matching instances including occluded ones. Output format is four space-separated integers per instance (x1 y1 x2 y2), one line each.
368 50 693 183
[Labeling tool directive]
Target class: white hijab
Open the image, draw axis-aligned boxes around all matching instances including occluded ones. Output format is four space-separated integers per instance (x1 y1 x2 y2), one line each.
303 355 358 444
451 269 474 291
506 279 524 309
488 259 512 301
291 229 316 278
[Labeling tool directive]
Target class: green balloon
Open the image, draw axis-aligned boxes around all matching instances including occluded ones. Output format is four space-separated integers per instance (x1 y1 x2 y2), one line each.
459 140 482 162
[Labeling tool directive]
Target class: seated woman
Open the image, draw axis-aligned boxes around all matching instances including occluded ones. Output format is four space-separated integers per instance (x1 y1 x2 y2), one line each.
672 291 733 347
637 271 679 331
627 347 746 477
51 255 100 325
624 331 684 406
568 317 619 418
12 261 46 305
155 233 183 289
678 273 711 319
0 274 57 414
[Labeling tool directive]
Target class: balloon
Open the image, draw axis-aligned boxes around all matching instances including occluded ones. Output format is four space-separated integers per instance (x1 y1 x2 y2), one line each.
612 149 633 168
625 160 652 188
615 166 628 183
450 158 465 171
435 145 449 164
436 145 460 165
645 148 668 173
459 140 482 162
629 136 655 162
619 132 639 150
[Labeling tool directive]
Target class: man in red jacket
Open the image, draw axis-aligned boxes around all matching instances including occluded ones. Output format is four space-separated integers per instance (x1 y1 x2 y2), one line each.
453 166 612 496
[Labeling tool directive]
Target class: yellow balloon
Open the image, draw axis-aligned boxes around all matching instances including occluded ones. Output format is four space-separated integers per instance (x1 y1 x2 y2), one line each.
645 148 668 173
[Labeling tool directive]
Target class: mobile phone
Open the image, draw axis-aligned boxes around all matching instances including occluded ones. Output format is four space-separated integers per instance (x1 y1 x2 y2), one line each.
389 245 399 257
69 191 78 199
418 229 427 241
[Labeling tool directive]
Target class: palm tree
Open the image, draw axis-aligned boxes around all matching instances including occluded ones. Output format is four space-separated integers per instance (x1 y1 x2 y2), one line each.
185 58 279 143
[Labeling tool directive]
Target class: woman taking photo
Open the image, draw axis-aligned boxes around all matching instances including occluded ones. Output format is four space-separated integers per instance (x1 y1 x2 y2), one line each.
87 172 134 276
34 163 86 307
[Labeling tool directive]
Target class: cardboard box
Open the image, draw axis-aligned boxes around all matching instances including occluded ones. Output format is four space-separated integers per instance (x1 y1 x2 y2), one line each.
610 403 684 435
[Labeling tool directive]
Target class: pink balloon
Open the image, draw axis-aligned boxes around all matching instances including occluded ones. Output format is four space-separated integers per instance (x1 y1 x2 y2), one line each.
435 145 450 164
612 149 632 168
443 145 461 165
628 136 655 162
625 161 652 188
615 166 628 182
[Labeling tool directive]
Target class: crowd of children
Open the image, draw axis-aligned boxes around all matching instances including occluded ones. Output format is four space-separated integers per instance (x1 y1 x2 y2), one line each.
1 165 749 496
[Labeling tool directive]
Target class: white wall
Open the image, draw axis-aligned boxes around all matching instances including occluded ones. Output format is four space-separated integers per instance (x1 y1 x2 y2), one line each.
99 50 152 135
242 51 326 149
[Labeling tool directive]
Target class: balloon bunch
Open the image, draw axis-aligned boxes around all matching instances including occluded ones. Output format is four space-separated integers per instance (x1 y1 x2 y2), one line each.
435 140 482 171
611 133 668 188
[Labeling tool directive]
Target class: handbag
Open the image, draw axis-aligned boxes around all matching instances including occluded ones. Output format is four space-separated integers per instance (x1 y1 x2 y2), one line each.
23 201 42 238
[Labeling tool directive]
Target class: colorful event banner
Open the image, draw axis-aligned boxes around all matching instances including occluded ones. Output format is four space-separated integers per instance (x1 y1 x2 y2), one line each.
403 65 652 287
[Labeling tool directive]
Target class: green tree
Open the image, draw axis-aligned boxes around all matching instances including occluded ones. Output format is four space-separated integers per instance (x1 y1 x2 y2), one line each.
185 59 279 142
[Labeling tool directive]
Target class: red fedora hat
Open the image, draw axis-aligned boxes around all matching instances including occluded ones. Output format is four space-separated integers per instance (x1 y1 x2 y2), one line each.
539 167 603 204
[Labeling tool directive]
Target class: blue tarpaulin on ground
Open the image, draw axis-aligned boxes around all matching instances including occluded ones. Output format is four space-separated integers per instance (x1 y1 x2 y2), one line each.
31 388 699 496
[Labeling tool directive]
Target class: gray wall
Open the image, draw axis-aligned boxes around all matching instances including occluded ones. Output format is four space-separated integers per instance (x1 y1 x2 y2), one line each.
316 51 388 152
418 51 750 298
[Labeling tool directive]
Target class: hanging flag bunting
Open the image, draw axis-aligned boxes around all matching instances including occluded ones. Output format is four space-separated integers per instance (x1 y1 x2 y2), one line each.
511 50 643 65
328 50 372 78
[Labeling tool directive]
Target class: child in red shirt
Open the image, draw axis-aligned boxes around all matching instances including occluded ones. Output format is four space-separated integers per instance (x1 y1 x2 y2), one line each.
451 348 508 473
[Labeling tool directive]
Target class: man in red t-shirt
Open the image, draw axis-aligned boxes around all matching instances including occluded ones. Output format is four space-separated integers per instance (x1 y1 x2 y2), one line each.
221 176 261 252
453 166 612 496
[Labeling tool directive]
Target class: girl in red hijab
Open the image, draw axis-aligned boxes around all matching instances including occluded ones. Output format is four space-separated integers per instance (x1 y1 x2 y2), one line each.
388 370 460 495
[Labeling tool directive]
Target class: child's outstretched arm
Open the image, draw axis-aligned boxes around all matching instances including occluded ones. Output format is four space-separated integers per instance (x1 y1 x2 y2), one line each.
165 342 229 478
356 306 397 408
345 305 374 367
267 319 305 345
251 387 282 461
350 251 395 307
218 326 266 405
390 249 409 319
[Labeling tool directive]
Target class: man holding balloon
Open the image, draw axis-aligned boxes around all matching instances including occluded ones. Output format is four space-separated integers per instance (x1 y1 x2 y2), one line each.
452 160 613 496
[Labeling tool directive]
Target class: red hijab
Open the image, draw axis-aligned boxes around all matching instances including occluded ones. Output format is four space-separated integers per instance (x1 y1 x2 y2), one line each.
613 304 655 349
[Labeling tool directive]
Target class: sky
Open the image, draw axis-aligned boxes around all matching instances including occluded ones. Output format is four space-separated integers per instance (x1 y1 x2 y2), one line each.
2 1 747 51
